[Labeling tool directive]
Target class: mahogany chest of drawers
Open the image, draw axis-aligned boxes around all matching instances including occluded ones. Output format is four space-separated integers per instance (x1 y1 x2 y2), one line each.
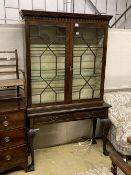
0 99 28 173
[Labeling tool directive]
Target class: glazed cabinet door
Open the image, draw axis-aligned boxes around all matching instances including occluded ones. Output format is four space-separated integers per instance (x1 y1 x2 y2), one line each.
27 21 107 106
29 22 69 105
71 23 105 101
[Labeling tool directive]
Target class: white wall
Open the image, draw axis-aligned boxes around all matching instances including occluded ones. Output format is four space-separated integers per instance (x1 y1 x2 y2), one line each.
0 24 24 69
105 28 131 89
0 25 131 148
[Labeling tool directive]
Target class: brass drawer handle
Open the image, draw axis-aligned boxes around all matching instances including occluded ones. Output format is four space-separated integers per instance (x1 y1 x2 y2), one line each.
2 120 9 127
5 155 12 161
4 136 11 143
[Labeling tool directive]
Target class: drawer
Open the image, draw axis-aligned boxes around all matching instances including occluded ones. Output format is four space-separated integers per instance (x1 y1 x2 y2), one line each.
0 128 26 149
72 109 108 120
32 109 108 126
33 113 73 125
0 111 25 130
0 145 27 169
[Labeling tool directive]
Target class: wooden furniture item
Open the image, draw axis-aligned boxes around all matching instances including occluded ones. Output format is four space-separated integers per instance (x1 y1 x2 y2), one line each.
0 50 25 101
0 99 28 173
110 137 131 175
0 50 28 173
20 10 112 171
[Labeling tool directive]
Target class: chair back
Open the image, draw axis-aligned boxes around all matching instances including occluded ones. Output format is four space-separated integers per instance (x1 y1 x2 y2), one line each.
0 50 19 80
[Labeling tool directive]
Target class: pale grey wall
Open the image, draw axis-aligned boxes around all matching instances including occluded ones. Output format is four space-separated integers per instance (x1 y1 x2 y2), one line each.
34 120 102 149
105 28 131 89
0 24 24 68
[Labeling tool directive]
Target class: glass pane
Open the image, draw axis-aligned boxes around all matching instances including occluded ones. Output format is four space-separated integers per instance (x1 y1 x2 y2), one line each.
30 25 66 104
72 25 104 100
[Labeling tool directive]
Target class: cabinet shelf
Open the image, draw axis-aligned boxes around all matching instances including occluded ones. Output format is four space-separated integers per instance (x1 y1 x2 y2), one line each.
31 74 100 82
32 86 100 95
31 68 101 72
31 69 64 71
31 61 99 64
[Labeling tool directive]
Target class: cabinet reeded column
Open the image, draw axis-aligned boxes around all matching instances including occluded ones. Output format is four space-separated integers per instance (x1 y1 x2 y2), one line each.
20 10 112 171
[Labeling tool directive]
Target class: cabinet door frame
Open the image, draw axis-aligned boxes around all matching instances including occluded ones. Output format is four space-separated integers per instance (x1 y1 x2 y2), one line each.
70 22 108 103
25 19 108 107
25 19 71 107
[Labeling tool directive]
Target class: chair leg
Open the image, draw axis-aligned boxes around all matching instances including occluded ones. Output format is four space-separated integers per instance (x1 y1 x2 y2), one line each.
111 162 117 175
16 86 19 97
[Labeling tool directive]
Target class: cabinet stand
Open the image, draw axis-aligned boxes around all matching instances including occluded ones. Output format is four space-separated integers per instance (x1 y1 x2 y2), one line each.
27 102 110 172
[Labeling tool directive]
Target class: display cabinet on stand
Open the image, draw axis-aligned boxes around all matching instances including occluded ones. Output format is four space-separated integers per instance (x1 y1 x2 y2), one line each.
20 10 112 171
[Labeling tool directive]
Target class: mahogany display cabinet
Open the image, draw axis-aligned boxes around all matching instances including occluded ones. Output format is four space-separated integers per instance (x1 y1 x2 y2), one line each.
20 10 112 171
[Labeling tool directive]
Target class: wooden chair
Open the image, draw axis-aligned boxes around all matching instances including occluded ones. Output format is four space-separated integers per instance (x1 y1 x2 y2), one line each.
0 50 25 101
110 137 131 175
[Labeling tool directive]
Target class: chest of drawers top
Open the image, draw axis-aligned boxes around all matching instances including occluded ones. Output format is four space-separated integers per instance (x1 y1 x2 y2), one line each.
0 99 25 113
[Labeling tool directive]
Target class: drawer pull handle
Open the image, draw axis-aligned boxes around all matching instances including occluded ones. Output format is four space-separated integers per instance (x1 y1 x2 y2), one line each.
4 136 11 143
5 155 12 161
2 120 9 127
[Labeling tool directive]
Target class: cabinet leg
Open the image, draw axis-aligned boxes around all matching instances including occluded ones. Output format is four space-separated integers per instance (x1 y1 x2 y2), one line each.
101 118 111 156
24 164 28 173
27 128 39 172
92 118 97 144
